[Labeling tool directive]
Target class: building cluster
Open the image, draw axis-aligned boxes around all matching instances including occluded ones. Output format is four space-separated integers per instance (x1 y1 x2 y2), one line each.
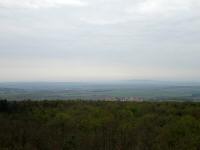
104 96 144 102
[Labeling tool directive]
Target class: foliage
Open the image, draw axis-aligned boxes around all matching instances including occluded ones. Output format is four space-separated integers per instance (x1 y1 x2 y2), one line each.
0 100 200 150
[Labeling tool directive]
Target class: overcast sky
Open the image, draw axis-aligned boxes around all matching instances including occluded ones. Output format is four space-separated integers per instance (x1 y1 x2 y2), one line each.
0 0 200 81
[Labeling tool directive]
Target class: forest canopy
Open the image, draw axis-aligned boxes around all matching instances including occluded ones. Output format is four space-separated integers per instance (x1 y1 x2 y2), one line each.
0 100 200 150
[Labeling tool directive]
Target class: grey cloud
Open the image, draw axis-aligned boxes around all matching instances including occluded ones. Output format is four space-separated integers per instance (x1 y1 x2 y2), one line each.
0 0 200 81
0 0 87 8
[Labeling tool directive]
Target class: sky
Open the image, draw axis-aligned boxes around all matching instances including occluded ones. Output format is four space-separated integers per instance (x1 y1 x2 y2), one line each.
0 0 200 82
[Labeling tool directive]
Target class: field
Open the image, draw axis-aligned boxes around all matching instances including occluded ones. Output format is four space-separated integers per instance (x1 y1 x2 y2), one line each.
1 100 200 150
1 82 200 101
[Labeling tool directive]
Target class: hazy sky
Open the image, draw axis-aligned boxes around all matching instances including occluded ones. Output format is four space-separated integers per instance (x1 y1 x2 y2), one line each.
0 0 200 81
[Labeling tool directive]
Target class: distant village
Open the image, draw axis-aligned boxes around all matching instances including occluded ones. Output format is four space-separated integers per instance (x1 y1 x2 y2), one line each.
104 96 144 102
